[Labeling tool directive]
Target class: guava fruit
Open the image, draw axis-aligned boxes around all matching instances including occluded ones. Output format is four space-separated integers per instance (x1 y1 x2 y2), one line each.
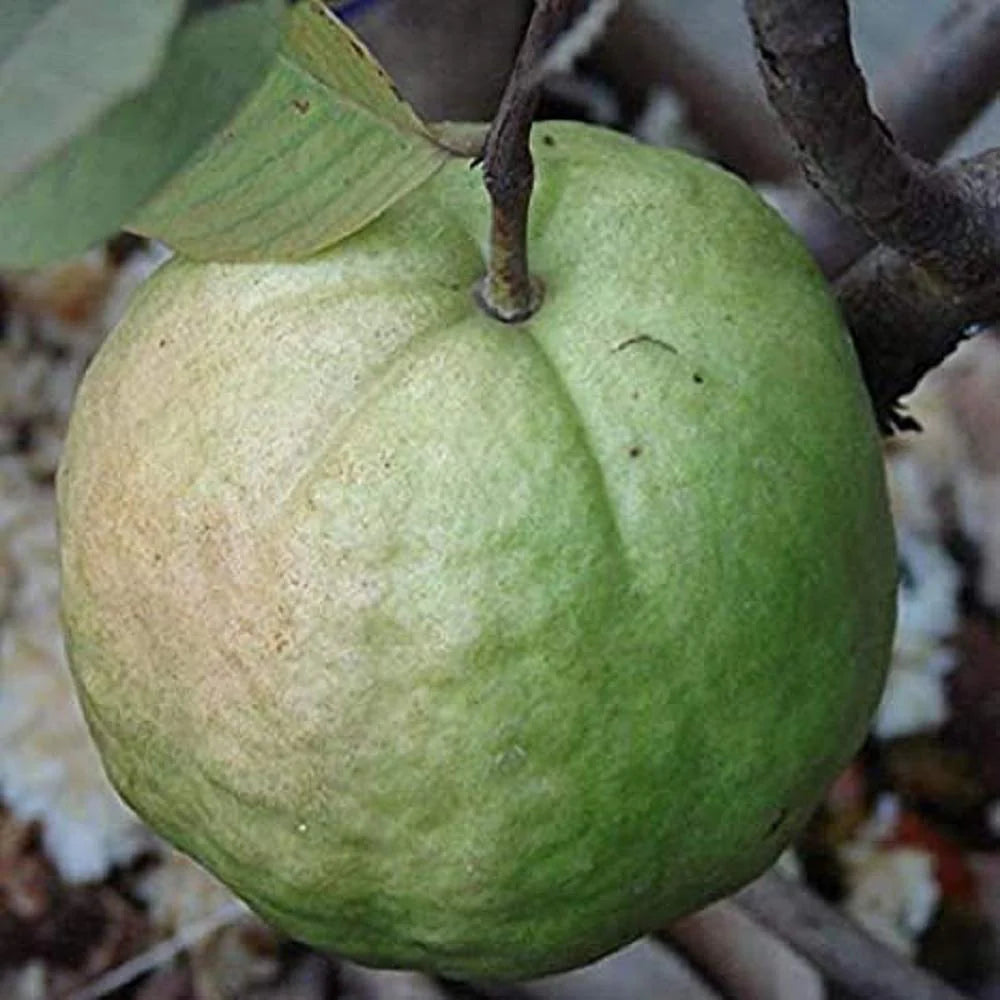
58 121 896 980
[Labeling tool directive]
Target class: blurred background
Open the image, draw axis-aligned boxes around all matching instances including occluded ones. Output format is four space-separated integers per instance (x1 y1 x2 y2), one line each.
1 1 998 997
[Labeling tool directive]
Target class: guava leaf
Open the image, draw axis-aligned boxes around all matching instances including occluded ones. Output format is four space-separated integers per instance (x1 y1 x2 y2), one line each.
0 0 187 196
128 0 454 261
0 1 284 270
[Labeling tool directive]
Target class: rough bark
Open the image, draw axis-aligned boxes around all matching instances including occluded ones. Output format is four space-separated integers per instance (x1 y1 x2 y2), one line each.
773 0 1000 279
745 0 1000 429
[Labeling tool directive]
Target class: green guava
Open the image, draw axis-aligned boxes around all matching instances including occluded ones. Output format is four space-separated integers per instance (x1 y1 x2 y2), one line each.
58 121 896 980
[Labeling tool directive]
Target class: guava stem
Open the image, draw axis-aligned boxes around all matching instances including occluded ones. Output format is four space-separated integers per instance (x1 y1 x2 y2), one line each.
476 0 575 324
477 169 543 323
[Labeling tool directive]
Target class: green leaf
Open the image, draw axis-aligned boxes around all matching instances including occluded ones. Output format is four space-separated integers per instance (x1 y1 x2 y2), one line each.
0 0 187 195
0 1 284 270
128 0 454 261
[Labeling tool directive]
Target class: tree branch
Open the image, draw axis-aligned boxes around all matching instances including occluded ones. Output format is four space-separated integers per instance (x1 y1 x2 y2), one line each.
770 0 1000 278
839 149 1000 429
476 0 576 323
735 870 970 1000
745 0 1000 287
745 0 1000 428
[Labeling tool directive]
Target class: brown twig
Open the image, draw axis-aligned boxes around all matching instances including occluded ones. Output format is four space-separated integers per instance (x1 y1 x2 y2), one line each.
476 0 576 323
745 0 1000 284
735 870 970 1000
770 0 1000 278
839 149 1000 427
745 0 1000 428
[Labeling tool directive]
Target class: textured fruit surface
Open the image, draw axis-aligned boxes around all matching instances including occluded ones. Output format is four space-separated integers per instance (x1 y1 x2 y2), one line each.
58 122 896 980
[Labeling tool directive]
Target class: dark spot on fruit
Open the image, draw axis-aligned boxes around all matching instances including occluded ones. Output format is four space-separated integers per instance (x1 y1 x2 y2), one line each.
291 97 311 114
158 338 167 348
543 135 556 147
693 372 704 384
275 635 291 653
153 552 162 564
724 313 733 323
766 807 789 837
631 390 640 400
613 335 677 354
628 445 642 458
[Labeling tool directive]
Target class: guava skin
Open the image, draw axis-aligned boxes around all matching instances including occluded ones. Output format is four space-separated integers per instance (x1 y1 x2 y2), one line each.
58 122 896 980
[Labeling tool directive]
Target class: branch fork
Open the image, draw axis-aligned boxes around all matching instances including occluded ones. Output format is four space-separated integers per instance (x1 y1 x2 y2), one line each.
745 0 1000 429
